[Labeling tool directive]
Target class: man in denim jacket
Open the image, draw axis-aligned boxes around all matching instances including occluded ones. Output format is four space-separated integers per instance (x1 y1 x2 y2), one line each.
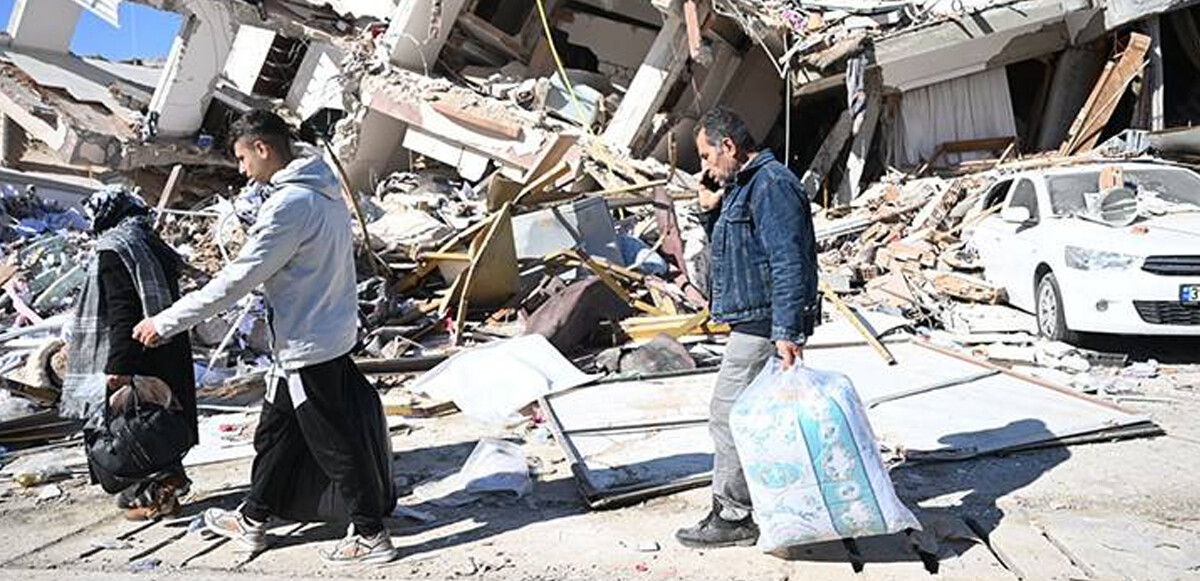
676 107 819 549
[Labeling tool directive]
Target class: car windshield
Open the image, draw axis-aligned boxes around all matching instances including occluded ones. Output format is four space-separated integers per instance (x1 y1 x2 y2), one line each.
1046 167 1200 216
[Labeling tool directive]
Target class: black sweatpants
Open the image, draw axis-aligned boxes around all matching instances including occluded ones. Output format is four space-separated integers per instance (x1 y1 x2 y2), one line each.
241 355 393 535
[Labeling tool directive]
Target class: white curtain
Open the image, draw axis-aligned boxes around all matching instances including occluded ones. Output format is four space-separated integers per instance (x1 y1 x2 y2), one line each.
892 67 1017 167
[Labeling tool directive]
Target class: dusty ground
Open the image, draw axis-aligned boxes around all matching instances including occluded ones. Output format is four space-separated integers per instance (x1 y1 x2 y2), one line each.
1 337 1199 581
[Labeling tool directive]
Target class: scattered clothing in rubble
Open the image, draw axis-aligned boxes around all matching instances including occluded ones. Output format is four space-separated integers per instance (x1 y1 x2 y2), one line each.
523 277 633 354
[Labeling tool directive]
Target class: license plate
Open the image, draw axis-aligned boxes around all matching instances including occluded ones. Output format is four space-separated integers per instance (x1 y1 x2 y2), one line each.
1182 285 1200 306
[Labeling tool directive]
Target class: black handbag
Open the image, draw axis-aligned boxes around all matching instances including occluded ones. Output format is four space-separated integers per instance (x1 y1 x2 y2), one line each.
85 385 192 494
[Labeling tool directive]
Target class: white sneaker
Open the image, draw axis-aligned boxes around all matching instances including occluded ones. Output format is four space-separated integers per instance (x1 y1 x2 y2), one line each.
319 525 396 565
203 506 267 552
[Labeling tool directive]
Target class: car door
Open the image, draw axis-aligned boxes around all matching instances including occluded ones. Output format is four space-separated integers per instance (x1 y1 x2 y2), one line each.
970 179 1015 285
973 178 1043 309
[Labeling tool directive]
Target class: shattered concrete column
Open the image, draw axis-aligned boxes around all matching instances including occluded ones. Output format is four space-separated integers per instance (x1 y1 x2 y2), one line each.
837 65 883 206
1133 16 1165 131
381 0 470 73
0 115 26 168
6 0 83 53
603 14 688 152
223 25 276 95
286 42 349 122
148 0 237 137
1036 45 1106 150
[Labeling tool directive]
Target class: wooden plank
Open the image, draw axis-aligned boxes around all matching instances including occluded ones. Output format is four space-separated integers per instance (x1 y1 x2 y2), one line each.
322 139 388 276
683 0 703 60
449 203 520 342
456 13 526 63
569 249 631 304
420 251 471 262
464 202 519 308
1061 33 1151 155
486 172 523 212
620 309 721 340
523 132 579 185
152 164 184 230
514 160 571 206
821 280 896 365
432 99 523 141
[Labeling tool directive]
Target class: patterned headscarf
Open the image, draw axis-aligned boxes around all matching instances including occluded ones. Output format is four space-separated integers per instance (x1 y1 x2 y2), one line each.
83 186 151 233
62 185 178 420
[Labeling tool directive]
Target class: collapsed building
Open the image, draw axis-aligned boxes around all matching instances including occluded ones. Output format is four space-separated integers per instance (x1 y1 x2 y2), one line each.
0 0 1194 201
0 6 1198 578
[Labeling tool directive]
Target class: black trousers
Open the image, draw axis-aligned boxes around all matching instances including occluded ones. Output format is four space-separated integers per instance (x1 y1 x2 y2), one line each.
241 355 394 535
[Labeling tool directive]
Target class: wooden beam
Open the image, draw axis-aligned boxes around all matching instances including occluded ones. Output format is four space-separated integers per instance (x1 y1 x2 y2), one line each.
153 164 184 231
432 99 523 141
514 160 571 206
683 0 703 61
455 13 526 64
523 132 579 184
449 203 520 343
1060 33 1151 155
619 309 724 340
321 140 388 276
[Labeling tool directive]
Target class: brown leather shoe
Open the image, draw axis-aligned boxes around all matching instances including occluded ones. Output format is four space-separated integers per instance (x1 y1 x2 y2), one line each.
124 483 182 521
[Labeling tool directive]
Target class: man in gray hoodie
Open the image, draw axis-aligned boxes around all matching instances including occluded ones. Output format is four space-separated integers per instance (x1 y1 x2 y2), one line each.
132 111 395 565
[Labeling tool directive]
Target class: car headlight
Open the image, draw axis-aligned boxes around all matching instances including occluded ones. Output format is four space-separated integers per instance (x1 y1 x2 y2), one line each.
1064 246 1139 271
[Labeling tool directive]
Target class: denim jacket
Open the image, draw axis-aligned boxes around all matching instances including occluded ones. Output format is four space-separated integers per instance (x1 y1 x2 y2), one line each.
703 150 819 344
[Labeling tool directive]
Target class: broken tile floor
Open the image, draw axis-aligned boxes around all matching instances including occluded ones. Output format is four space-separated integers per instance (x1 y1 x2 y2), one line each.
1 363 1198 581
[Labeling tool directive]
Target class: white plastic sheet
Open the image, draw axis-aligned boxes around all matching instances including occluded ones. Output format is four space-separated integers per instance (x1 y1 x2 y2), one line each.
411 334 597 425
414 438 532 506
731 361 920 551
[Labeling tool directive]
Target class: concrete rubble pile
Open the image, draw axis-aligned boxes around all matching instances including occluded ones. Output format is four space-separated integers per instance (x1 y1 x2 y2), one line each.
0 1 1195 546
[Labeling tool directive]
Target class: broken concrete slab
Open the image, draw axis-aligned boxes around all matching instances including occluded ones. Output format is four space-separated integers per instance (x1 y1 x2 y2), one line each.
511 197 623 265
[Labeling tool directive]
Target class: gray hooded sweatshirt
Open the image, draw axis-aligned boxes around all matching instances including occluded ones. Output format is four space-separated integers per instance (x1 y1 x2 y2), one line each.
152 155 358 370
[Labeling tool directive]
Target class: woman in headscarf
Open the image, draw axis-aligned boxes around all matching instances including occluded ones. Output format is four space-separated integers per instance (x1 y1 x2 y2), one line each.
64 186 197 520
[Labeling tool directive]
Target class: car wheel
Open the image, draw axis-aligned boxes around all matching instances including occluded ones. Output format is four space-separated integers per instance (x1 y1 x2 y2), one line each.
1036 272 1078 344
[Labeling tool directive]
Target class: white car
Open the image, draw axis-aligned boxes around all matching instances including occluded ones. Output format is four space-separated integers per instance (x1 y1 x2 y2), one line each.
967 161 1200 342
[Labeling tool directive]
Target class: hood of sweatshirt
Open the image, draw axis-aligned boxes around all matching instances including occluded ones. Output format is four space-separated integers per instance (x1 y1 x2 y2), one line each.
270 154 341 201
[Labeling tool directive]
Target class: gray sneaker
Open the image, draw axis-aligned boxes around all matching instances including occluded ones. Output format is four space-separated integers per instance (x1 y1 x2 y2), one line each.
319 525 396 565
202 506 267 552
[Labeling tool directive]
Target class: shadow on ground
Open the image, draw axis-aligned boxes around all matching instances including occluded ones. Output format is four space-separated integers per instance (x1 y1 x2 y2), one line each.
181 422 1072 575
185 440 592 559
1077 334 1200 365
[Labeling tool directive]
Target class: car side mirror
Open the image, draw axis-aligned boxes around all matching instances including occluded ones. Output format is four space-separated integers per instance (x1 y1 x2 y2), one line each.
1001 206 1032 224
